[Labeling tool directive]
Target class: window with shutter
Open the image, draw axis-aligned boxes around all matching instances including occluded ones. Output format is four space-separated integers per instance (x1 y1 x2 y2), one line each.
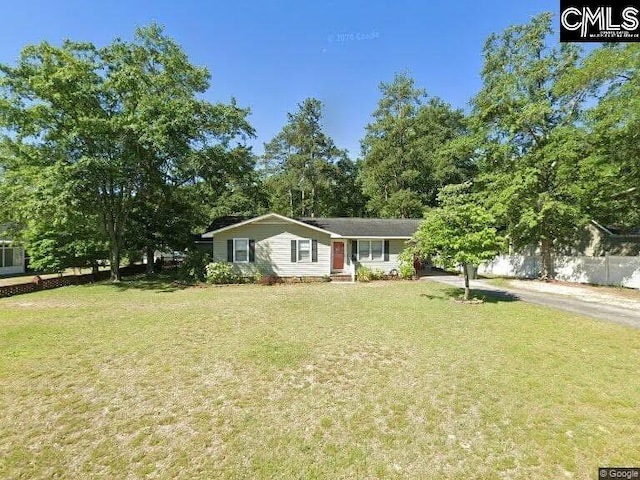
297 239 311 262
232 238 249 263
249 240 255 262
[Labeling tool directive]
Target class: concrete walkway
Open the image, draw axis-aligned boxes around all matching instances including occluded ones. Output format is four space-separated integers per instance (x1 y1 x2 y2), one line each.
423 275 640 329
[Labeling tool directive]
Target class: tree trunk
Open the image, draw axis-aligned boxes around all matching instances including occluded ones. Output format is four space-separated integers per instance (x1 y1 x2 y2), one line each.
92 263 99 278
301 189 305 216
311 185 315 218
146 245 155 275
540 238 554 281
289 189 293 217
110 242 121 282
463 264 470 301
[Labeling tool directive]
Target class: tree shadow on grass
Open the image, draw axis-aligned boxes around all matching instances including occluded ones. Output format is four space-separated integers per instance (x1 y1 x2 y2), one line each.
438 287 521 304
419 293 446 300
95 274 194 293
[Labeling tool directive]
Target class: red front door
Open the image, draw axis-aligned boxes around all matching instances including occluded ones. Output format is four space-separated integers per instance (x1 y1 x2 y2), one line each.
332 242 345 270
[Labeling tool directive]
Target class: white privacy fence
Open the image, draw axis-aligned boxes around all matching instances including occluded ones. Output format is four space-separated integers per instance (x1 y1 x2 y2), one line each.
478 255 640 289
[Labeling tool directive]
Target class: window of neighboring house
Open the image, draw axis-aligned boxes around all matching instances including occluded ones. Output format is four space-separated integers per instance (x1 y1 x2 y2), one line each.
2 247 14 268
298 239 311 262
358 240 384 261
233 238 249 263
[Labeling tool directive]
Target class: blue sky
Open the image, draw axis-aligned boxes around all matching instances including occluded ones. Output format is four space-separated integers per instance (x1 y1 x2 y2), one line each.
0 0 562 157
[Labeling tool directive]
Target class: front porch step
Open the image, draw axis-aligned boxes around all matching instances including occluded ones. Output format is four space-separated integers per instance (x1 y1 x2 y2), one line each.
330 274 353 282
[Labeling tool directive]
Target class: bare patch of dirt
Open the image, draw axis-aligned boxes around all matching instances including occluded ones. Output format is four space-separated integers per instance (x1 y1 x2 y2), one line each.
451 298 485 305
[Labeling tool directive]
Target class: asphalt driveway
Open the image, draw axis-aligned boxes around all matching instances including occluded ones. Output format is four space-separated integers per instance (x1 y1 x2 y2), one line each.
423 275 640 329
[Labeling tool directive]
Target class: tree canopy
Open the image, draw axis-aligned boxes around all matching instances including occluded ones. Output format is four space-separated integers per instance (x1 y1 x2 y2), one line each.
471 12 589 279
0 24 254 279
262 98 365 218
560 43 640 230
359 73 471 218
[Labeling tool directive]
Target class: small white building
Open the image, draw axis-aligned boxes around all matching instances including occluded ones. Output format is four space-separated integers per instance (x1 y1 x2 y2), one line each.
0 238 25 276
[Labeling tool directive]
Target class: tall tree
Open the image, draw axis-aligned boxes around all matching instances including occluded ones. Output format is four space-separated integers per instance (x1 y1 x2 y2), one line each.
359 73 469 218
325 156 367 217
558 44 640 230
0 24 254 280
262 98 362 217
204 168 269 219
472 13 589 279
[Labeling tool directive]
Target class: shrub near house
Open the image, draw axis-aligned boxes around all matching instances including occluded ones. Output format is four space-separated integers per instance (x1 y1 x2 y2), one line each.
205 262 243 284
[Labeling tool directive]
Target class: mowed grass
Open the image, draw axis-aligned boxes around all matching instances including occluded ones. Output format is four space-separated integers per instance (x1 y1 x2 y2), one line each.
1 280 639 479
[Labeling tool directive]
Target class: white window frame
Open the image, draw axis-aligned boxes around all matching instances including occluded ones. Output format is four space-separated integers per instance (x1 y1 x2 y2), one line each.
357 239 385 261
0 242 14 268
233 238 250 263
297 238 311 263
370 240 384 261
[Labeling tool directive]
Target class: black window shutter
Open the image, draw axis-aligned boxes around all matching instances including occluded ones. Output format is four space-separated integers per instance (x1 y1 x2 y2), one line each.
384 240 390 261
311 239 318 262
227 239 233 262
291 240 297 262
351 240 358 261
249 239 255 262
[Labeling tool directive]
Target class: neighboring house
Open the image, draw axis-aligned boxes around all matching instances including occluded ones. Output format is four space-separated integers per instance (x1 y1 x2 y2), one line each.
198 213 422 279
0 236 25 276
479 220 640 288
570 220 640 256
503 220 640 258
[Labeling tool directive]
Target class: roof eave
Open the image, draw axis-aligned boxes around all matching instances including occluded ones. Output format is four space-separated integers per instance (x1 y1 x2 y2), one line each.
338 236 413 239
202 213 339 238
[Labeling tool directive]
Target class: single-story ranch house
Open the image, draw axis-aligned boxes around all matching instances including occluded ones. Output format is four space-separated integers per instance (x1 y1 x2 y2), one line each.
197 213 422 279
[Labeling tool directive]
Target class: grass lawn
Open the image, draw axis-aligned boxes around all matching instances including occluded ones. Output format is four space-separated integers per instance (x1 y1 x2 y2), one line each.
1 279 639 479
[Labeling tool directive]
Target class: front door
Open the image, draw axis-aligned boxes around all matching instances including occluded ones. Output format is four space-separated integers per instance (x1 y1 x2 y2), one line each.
332 242 345 270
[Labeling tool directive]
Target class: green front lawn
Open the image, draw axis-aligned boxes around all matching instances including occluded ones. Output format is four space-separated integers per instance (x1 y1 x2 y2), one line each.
1 279 638 479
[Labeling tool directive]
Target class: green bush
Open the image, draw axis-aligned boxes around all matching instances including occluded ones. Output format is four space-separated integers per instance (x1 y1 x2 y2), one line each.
252 269 265 284
205 262 242 284
356 265 373 282
371 269 385 280
398 261 415 279
179 249 210 282
356 266 386 282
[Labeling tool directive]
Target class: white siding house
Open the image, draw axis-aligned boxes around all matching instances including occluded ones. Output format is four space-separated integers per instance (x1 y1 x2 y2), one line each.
211 221 332 277
201 213 420 279
0 239 25 276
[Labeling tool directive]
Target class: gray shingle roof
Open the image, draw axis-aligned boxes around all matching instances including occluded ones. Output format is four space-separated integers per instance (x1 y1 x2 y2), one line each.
199 214 423 239
204 215 252 233
297 217 422 237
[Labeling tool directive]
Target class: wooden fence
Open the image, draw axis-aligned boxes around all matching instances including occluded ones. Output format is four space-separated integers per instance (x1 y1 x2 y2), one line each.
0 264 148 299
